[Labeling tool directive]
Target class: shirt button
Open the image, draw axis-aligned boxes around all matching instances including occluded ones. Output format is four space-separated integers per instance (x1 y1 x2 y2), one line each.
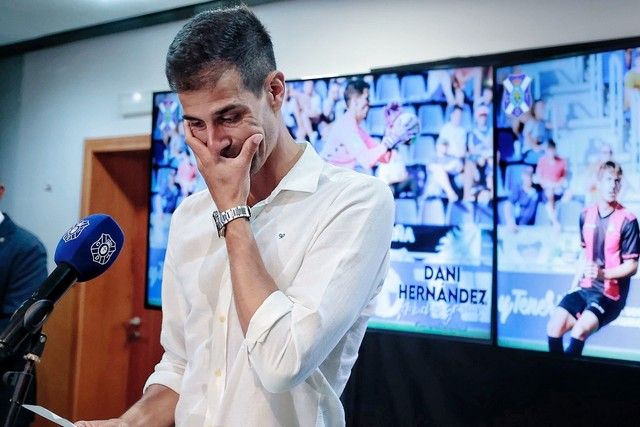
219 315 226 323
214 368 223 377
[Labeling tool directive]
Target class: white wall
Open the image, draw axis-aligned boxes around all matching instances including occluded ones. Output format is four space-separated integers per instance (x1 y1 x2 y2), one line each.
1 0 640 268
0 55 23 187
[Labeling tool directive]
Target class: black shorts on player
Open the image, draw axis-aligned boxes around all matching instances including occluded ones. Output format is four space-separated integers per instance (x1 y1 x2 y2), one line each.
558 288 625 328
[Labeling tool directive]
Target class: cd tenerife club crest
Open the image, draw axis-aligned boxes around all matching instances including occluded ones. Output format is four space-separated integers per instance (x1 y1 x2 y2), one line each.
502 73 533 118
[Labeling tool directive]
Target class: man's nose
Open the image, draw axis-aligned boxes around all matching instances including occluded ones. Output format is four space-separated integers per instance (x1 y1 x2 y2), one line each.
207 127 232 152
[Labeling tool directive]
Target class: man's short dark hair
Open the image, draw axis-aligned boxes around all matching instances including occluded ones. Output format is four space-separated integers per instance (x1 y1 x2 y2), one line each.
166 5 276 96
344 78 370 106
547 139 556 150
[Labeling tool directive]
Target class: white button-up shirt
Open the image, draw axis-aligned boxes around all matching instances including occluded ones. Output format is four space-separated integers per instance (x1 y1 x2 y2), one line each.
145 144 394 426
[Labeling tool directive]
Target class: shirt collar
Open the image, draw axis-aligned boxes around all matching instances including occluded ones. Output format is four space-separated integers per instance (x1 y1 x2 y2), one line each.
0 212 4 225
260 143 324 204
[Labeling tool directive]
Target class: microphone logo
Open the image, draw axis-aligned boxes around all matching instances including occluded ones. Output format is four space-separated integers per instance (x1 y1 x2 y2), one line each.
91 233 117 265
63 219 90 242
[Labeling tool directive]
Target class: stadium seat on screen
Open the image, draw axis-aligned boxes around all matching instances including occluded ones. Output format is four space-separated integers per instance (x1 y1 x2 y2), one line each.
603 51 625 85
425 86 447 102
534 203 550 225
151 169 158 193
411 135 435 164
538 70 559 91
424 70 450 102
475 202 493 225
156 167 174 191
446 201 474 225
395 198 419 225
314 80 327 100
404 164 427 198
366 106 386 136
496 169 507 198
498 128 517 161
463 77 475 100
497 199 509 225
375 74 401 105
334 99 347 120
400 75 427 102
418 105 444 135
504 163 528 195
462 106 473 129
402 104 417 116
420 197 446 225
364 76 377 103
557 199 584 228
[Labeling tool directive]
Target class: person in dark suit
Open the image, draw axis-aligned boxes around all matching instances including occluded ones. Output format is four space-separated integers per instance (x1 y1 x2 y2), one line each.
0 180 48 426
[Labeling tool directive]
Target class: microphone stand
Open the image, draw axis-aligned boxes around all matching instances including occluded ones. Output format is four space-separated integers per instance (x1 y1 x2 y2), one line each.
2 332 47 427
0 289 57 426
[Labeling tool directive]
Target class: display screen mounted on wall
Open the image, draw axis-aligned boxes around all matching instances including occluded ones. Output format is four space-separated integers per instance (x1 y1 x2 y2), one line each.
495 46 640 362
146 67 495 343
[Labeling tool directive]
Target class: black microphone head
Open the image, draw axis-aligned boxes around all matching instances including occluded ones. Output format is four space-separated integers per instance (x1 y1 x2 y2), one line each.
54 214 125 281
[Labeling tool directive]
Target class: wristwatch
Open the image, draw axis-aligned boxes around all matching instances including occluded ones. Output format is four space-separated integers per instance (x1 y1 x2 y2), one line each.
212 205 251 237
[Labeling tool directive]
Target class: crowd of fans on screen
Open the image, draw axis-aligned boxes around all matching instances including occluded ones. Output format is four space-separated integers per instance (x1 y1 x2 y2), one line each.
282 69 497 226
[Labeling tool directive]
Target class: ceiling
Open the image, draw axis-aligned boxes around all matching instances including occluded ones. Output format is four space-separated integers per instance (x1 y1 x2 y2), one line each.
0 0 223 47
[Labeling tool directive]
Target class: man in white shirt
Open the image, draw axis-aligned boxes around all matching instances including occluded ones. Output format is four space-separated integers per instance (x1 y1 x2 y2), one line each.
77 5 394 427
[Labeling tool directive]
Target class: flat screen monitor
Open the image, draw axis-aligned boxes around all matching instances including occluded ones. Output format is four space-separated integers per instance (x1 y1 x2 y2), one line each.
286 68 494 341
146 66 495 343
496 47 640 362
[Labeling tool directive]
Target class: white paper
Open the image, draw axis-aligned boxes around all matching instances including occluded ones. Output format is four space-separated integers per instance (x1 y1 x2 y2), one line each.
22 404 76 427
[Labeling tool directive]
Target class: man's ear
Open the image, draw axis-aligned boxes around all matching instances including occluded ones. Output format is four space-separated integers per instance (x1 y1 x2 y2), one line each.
265 71 285 111
0 185 5 201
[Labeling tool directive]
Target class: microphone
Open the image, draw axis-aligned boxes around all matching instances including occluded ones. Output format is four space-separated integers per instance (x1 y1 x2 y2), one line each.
0 214 124 359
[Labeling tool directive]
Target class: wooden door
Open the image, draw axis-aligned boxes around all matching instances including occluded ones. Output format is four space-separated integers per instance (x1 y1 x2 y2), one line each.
35 135 163 424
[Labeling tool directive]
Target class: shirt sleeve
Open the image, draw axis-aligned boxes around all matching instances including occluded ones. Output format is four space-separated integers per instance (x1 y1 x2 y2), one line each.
621 218 640 260
243 177 395 393
347 130 388 169
144 239 188 395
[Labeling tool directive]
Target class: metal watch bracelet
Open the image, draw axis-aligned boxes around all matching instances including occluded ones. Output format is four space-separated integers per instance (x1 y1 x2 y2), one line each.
212 205 251 237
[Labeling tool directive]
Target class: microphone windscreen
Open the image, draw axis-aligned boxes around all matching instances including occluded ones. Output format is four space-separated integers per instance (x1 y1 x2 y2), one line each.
54 214 125 281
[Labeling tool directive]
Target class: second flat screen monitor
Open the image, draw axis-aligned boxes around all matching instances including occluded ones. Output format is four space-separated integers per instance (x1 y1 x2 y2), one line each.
496 47 640 362
286 67 494 341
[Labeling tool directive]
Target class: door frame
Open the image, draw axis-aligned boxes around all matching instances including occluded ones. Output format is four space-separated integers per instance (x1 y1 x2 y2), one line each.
37 134 155 424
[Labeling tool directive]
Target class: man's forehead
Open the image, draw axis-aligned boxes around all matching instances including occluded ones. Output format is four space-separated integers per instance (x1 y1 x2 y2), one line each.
179 72 253 114
184 68 248 96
